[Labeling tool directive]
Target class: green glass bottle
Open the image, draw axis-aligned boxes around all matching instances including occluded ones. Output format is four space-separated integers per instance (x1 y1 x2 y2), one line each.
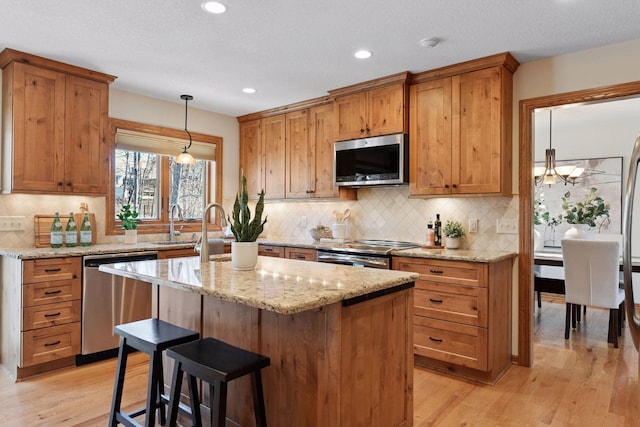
50 212 63 248
80 212 92 247
65 212 77 247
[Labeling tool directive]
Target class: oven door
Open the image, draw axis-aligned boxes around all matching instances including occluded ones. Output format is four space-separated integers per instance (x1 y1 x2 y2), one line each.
317 251 390 269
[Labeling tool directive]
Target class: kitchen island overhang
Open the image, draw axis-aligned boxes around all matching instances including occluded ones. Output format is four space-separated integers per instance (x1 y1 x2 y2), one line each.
100 255 418 427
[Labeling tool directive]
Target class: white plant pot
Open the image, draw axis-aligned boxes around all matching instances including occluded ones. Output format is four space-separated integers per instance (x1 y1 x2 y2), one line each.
231 241 259 271
534 228 544 251
124 229 137 245
563 224 592 240
445 236 461 249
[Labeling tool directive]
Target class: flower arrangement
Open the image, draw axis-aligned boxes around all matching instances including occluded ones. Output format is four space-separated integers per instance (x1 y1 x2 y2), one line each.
228 171 267 242
561 187 609 228
442 220 465 238
117 204 139 230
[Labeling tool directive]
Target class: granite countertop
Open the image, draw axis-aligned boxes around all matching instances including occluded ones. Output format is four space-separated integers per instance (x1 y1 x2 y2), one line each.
98 255 419 315
0 236 517 263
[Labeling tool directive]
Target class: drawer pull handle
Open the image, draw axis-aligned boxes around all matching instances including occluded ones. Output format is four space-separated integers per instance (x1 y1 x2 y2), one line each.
44 340 61 347
429 298 443 304
44 268 62 273
44 312 61 318
44 290 62 295
295 255 305 259
429 337 443 343
264 248 273 252
429 269 443 274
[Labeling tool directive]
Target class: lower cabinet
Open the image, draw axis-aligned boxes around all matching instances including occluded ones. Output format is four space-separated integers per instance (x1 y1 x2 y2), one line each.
259 244 317 260
392 256 513 384
0 256 82 380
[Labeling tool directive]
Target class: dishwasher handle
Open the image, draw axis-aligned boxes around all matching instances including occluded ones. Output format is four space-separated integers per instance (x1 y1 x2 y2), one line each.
84 252 158 267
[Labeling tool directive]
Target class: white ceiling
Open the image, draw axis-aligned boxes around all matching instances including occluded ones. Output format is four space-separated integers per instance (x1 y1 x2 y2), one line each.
2 0 640 117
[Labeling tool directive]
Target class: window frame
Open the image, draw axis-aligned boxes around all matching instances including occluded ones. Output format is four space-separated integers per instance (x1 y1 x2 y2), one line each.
106 118 224 236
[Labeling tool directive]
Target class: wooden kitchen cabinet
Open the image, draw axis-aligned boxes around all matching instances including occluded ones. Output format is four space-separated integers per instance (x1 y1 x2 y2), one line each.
332 81 407 142
0 49 115 195
285 246 317 261
409 65 513 197
0 256 82 380
239 118 264 199
259 244 285 257
392 256 513 384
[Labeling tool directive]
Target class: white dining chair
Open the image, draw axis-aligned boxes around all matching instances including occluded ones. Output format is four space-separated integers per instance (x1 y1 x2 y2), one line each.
561 239 626 348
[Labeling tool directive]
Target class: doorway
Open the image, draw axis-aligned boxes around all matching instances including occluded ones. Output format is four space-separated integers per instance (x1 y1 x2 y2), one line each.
517 80 640 366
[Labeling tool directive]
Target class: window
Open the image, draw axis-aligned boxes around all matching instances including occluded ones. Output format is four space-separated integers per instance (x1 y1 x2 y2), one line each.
107 119 223 235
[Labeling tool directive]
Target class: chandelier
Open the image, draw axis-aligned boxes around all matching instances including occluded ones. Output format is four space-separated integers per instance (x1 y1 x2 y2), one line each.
534 109 584 186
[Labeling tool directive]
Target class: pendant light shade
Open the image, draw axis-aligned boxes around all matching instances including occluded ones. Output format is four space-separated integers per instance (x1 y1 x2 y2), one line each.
175 94 196 165
534 109 584 186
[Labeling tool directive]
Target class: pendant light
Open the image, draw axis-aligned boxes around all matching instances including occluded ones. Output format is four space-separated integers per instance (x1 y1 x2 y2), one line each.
534 109 584 186
175 94 196 165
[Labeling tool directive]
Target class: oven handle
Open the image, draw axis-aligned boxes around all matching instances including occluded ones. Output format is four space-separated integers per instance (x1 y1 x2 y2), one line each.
317 252 389 269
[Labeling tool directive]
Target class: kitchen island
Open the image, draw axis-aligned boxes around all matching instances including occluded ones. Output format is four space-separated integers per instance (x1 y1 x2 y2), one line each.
99 254 419 427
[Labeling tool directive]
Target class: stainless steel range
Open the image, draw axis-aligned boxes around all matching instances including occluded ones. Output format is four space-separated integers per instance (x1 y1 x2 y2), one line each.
316 240 420 269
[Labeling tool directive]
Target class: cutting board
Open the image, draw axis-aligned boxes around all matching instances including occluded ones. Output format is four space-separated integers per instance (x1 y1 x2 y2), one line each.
34 213 97 248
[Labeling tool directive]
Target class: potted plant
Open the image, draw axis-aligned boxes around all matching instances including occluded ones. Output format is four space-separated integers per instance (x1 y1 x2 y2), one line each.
561 187 609 238
228 172 267 270
117 204 139 244
442 220 465 249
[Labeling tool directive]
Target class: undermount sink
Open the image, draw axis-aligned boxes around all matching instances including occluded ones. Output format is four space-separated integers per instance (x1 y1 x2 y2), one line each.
151 240 197 246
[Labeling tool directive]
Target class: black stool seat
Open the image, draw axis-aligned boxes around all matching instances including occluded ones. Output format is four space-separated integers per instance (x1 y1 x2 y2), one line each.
166 337 270 427
109 318 200 427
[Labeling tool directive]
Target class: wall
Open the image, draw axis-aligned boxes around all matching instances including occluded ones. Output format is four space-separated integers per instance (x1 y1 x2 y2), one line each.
0 85 240 248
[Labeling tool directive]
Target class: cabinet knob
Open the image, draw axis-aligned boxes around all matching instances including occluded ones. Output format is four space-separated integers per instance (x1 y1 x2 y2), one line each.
444 184 449 189
57 182 63 186
452 184 457 188
306 190 315 194
66 182 72 187
360 128 365 133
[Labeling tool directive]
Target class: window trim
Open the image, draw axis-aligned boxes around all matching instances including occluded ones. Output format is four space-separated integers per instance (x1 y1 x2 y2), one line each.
106 118 224 236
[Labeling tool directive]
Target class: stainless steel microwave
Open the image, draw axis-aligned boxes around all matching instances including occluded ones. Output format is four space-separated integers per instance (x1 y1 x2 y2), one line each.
334 133 409 186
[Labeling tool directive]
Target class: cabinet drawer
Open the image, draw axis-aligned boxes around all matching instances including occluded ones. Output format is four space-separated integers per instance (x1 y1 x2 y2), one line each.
23 257 81 283
393 257 487 287
23 279 81 306
22 300 81 331
21 323 80 367
413 316 487 371
259 245 284 257
415 280 487 327
285 247 317 261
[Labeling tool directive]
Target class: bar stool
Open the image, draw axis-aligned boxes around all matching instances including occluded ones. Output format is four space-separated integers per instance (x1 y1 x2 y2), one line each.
166 337 271 427
109 318 200 427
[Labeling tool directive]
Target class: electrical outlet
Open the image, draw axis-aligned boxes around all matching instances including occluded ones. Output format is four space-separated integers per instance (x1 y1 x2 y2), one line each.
299 215 308 228
496 218 518 234
0 216 26 231
468 218 478 233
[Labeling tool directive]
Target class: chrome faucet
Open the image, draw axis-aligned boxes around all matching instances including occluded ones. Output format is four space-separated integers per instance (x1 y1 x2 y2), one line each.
169 204 182 242
198 203 227 263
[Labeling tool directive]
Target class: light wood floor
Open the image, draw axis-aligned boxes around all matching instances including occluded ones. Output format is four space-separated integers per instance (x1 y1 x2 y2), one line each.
1 295 639 426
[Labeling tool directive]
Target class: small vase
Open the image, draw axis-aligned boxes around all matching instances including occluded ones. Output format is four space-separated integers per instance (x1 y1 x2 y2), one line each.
231 241 259 271
534 228 544 251
124 229 137 245
445 236 461 249
563 224 592 240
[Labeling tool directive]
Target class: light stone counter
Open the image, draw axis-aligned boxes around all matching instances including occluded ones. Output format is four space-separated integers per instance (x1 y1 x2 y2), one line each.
391 247 516 263
99 254 419 315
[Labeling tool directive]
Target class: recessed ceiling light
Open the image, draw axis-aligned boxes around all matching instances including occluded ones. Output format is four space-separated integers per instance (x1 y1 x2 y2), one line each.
354 50 373 59
419 37 439 48
242 88 256 94
201 1 227 14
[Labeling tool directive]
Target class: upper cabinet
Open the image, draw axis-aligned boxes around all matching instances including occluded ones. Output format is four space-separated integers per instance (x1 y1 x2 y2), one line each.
239 100 350 200
329 73 409 142
409 53 518 197
0 49 116 195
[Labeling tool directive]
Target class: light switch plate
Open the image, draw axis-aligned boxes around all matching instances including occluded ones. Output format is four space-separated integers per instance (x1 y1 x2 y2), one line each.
0 216 26 231
496 218 518 234
468 218 478 233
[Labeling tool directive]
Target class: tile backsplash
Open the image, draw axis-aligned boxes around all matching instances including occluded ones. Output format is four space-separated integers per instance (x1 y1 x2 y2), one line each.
0 188 519 252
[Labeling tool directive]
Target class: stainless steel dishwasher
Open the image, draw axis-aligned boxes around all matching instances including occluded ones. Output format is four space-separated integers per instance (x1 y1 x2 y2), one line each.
77 251 158 364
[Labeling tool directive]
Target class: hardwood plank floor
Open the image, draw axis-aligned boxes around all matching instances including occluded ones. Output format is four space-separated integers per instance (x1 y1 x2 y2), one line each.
1 295 639 426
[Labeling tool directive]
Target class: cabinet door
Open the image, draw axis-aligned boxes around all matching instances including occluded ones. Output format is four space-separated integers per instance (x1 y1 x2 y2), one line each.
409 78 452 196
367 83 405 137
64 75 109 194
262 115 286 199
451 67 504 194
285 110 310 198
239 119 263 199
334 92 367 141
309 104 338 198
10 62 66 193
